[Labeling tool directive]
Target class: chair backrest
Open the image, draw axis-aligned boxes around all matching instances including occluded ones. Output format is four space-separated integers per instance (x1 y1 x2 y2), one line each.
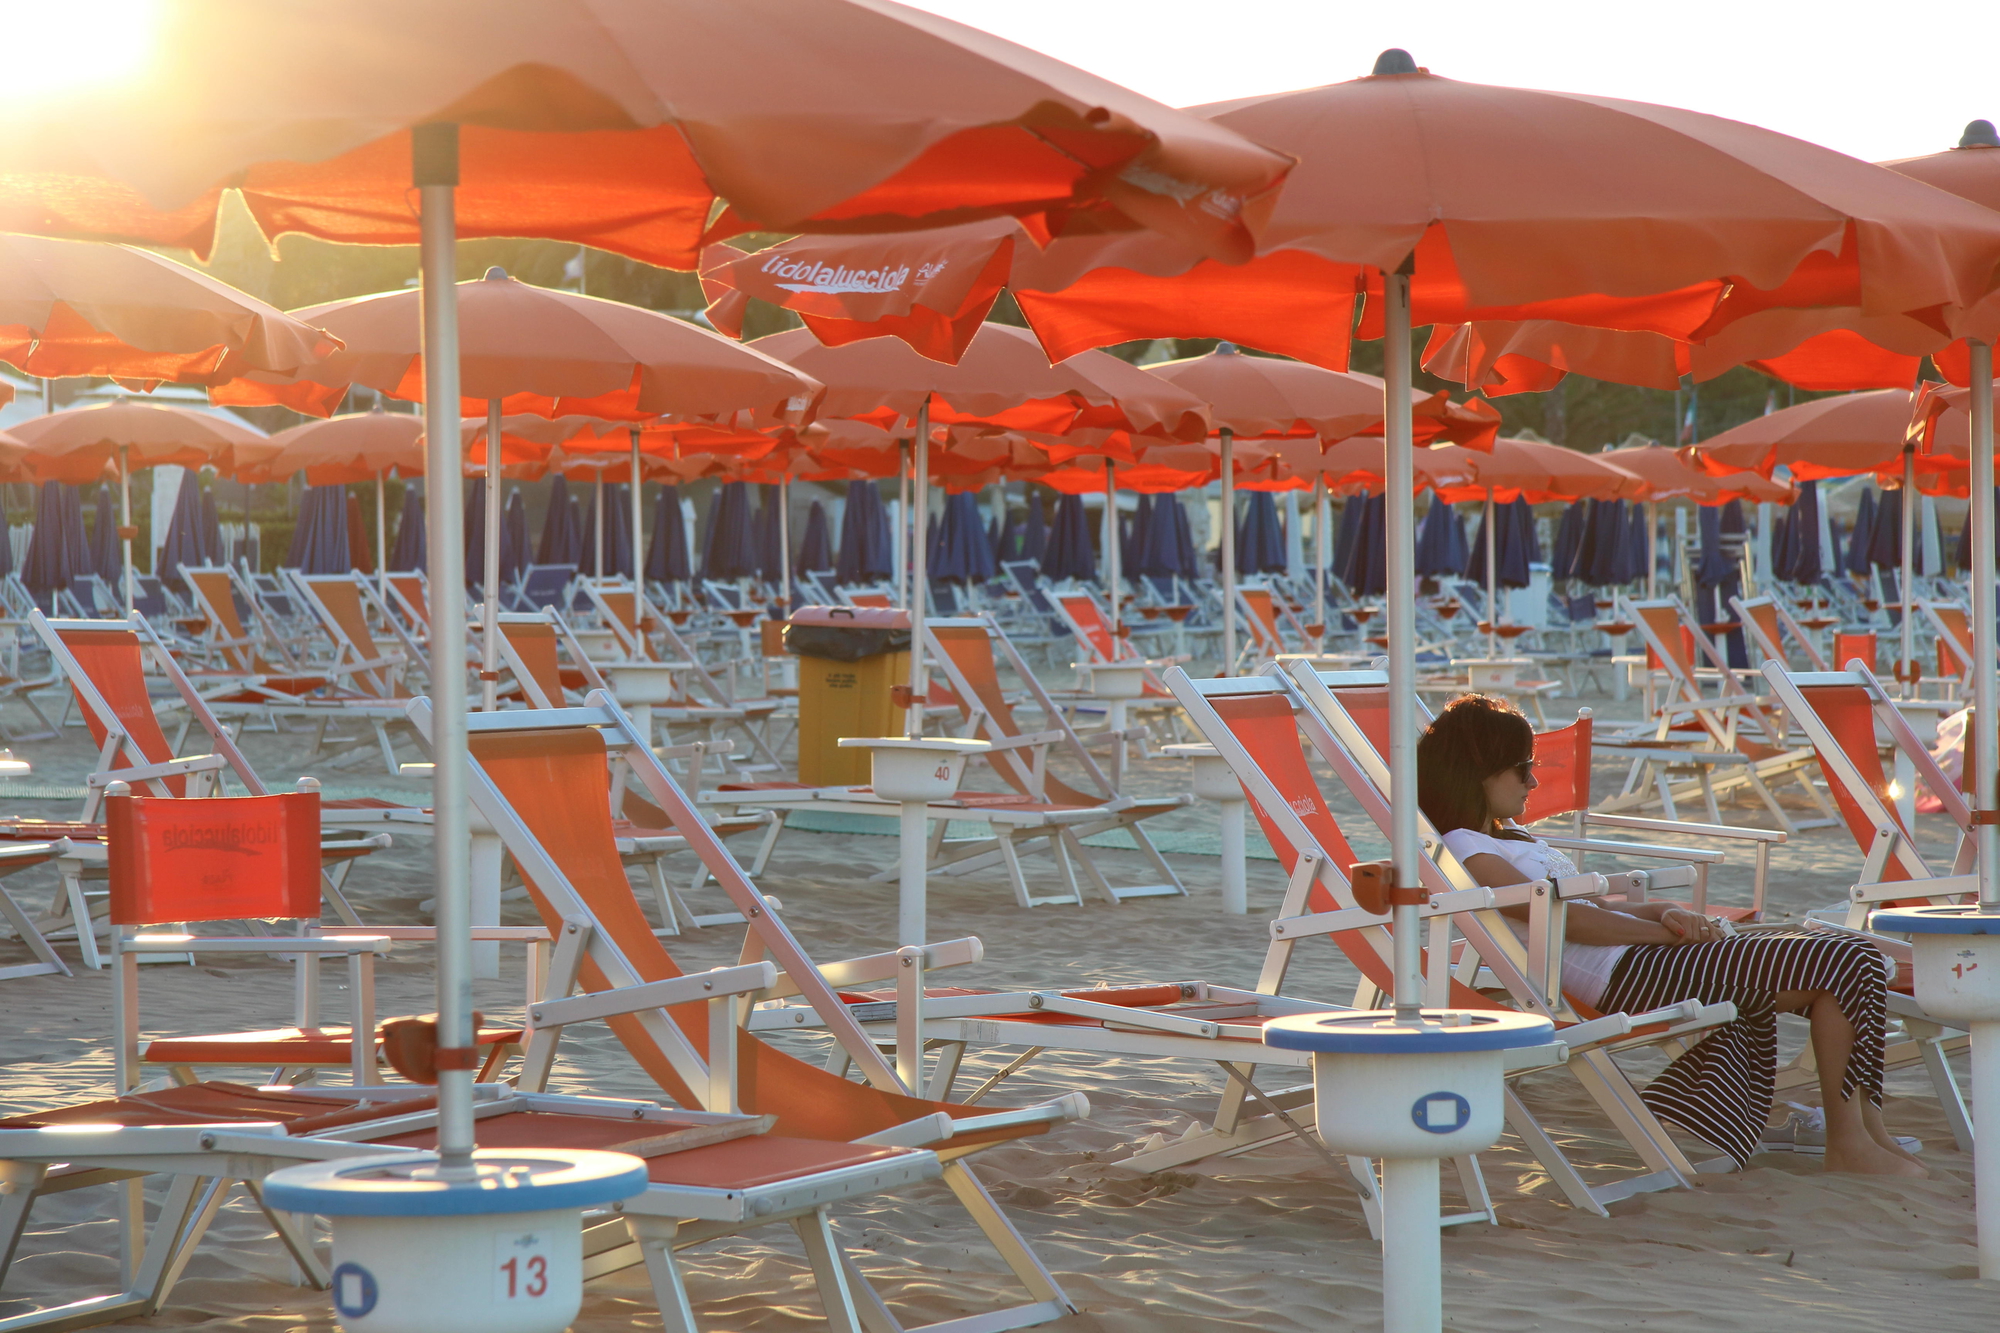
1001 560 1053 614
106 789 319 926
1237 586 1285 653
1520 713 1593 825
296 575 406 698
925 618 1108 805
132 576 168 619
1833 631 1877 674
516 564 578 611
1731 595 1828 671
183 567 262 673
704 580 744 611
497 612 606 708
1922 601 1974 679
386 573 429 631
454 709 964 1139
1053 592 1120 663
583 583 658 662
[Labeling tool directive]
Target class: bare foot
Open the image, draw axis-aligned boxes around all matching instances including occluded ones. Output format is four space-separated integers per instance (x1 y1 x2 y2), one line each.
1824 1138 1929 1178
1861 1105 1926 1166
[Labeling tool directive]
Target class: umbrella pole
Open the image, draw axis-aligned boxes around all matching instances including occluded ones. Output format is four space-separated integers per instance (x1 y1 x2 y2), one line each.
414 123 473 1175
118 448 134 616
779 477 792 615
897 441 910 609
1314 475 1328 646
482 401 503 712
629 429 644 589
1968 339 1997 919
593 474 605 580
907 405 930 740
375 471 388 602
1645 501 1659 598
1484 489 1497 658
1221 428 1236 673
1900 451 1917 689
1382 264 1422 1020
1106 463 1120 641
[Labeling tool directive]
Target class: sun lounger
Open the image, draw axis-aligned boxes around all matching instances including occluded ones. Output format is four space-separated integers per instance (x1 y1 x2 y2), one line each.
1918 598 1976 692
1731 593 1829 671
281 571 427 773
1160 664 1739 1212
179 564 328 692
1597 595 1837 833
412 693 1089 1331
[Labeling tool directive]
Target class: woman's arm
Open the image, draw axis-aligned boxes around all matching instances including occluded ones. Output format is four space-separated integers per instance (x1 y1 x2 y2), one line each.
1457 852 1723 945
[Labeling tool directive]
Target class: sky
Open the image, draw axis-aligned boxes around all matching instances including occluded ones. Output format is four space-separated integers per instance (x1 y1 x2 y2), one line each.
905 0 1990 165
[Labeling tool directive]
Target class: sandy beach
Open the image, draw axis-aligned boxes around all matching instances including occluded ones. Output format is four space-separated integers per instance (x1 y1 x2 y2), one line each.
0 669 1989 1333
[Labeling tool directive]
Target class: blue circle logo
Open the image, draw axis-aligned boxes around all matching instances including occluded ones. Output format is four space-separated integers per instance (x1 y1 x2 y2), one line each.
1410 1091 1472 1134
332 1262 378 1319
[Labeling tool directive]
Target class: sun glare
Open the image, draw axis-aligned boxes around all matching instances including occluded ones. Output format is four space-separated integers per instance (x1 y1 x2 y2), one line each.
0 0 159 101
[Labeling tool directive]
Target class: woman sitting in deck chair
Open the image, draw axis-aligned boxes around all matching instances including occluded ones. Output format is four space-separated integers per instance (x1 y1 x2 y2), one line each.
1419 694 1925 1179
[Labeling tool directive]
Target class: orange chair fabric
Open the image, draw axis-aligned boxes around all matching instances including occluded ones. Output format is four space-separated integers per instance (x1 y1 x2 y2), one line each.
106 790 321 924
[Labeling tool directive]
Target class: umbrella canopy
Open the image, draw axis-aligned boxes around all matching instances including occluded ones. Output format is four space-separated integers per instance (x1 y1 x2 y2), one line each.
1416 498 1471 579
21 482 92 600
753 322 1211 443
647 486 692 583
700 482 758 581
248 407 426 485
1599 442 1791 505
834 480 892 584
286 485 351 574
8 400 271 485
1236 491 1287 574
0 1 1291 270
1905 380 2000 497
219 269 826 422
1688 390 1918 482
0 233 337 390
1427 437 1647 505
91 484 121 584
1041 492 1097 582
388 485 425 570
796 500 833 573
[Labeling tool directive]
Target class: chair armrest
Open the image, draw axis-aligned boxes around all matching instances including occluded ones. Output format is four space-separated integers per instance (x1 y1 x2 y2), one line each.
122 934 391 955
854 1092 1091 1148
974 729 1065 753
1076 727 1151 748
1539 835 1725 865
526 961 778 1028
757 936 984 1002
364 926 551 942
1584 813 1787 844
86 755 228 788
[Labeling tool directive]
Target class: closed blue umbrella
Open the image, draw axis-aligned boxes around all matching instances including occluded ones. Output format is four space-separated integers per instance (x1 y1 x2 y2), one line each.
92 484 121 584
1505 496 1539 583
1958 489 2000 571
536 475 580 565
1619 504 1651 584
1415 498 1468 579
994 510 1020 563
200 488 224 566
1344 493 1388 596
1575 499 1617 586
1845 488 1877 577
933 491 996 583
1549 501 1585 580
389 485 426 571
285 484 350 574
577 482 633 578
1237 491 1286 575
1135 494 1178 577
835 479 892 584
1868 486 1902 570
796 499 833 573
1784 480 1823 583
646 485 691 582
464 477 488 590
1040 492 1096 581
22 482 88 603
700 481 758 581
501 490 528 589
1124 493 1152 577
1464 498 1531 589
1170 494 1198 580
158 478 210 589
0 511 13 582
1332 494 1365 586
1021 492 1048 564
753 485 786 582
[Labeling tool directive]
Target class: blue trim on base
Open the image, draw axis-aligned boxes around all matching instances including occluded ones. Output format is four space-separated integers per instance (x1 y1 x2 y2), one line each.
264 1149 648 1217
1264 1009 1554 1053
1872 906 2000 936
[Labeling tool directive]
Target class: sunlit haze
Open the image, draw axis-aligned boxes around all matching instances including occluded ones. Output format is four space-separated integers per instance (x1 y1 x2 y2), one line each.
0 0 158 100
907 0 1990 165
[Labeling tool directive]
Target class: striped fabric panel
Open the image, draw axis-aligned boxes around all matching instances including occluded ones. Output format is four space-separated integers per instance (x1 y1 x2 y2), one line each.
1597 932 1889 1167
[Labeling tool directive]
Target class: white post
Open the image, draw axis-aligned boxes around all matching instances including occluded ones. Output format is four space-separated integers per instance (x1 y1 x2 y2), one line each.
593 474 605 580
1901 450 1918 691
481 400 502 712
1221 428 1236 673
1645 501 1659 598
1381 1156 1442 1333
898 801 926 948
895 442 909 610
1483 489 1497 658
779 477 792 615
414 122 473 1174
1218 796 1247 915
907 405 931 739
1106 463 1121 640
629 428 645 589
1968 341 1996 915
1314 475 1328 643
118 447 134 614
375 470 388 601
1383 265 1422 1021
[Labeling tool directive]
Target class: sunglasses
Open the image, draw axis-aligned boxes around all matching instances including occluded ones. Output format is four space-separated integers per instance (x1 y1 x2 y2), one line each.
1508 760 1536 781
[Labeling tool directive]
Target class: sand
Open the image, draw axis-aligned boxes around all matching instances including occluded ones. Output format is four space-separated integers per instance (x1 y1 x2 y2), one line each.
0 664 1990 1332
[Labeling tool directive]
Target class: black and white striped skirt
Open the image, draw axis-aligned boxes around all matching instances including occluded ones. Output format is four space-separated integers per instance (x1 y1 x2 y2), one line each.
1595 931 1889 1168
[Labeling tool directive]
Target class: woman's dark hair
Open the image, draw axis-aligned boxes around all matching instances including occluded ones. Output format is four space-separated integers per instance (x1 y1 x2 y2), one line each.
1417 694 1536 835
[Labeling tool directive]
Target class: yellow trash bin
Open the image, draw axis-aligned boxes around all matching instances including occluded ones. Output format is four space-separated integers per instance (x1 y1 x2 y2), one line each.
785 607 912 786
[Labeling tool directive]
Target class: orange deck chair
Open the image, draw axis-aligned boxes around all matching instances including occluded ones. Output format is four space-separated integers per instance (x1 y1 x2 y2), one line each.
1169 666 1730 1213
423 696 1087 1331
1729 593 1829 671
1919 598 1976 690
178 566 329 698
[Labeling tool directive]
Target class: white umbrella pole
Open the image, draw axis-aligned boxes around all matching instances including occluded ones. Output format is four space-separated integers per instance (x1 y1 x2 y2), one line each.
375 470 388 601
593 474 605 580
629 429 645 589
119 447 134 616
779 477 792 614
482 401 502 712
907 405 930 739
1314 474 1328 643
414 124 473 1173
1221 428 1236 672
1900 450 1917 687
1484 488 1497 658
897 441 911 609
1969 340 1997 917
1383 266 1422 1021
1107 463 1120 640
1645 500 1659 598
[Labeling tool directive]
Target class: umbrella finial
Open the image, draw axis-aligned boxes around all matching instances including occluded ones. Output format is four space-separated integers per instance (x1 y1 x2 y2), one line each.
483 265 510 281
1960 119 1999 148
1215 342 1239 355
1372 49 1418 76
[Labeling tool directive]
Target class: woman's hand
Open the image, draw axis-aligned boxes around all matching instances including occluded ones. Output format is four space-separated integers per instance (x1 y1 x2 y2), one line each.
1660 908 1727 945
